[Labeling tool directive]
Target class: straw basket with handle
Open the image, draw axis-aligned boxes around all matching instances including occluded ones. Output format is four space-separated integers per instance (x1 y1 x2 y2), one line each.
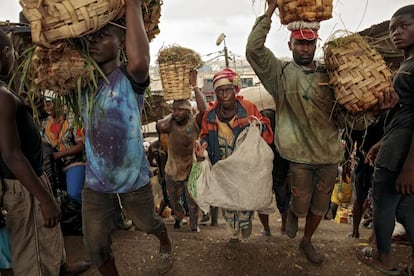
324 32 393 113
276 0 333 25
19 0 162 47
157 45 203 101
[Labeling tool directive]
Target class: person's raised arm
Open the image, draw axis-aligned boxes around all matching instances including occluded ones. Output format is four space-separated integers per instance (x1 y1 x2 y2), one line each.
265 0 278 18
125 0 150 83
245 0 282 96
191 70 207 113
190 70 207 126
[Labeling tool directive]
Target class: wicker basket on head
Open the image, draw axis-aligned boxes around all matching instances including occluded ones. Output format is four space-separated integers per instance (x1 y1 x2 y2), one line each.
324 32 393 113
157 46 203 101
19 0 162 47
19 0 124 47
142 0 162 42
276 0 333 25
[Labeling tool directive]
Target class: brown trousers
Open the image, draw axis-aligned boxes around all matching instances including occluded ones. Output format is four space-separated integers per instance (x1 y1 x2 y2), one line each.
3 175 65 276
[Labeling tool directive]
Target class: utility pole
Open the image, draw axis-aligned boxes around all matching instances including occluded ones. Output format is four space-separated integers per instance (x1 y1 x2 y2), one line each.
216 33 229 68
223 42 229 68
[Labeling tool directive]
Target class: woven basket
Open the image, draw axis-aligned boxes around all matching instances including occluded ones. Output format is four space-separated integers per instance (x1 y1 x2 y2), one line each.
324 33 393 113
142 0 162 42
157 46 203 101
276 0 333 25
158 62 194 101
19 0 162 47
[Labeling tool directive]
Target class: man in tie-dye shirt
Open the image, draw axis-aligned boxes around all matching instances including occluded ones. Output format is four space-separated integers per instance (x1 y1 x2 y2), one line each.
81 0 173 274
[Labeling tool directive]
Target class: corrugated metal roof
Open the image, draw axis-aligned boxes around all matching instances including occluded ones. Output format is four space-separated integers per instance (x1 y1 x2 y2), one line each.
358 20 404 71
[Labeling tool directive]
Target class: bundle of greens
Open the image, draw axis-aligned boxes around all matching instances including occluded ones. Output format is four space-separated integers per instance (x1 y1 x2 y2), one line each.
11 37 103 126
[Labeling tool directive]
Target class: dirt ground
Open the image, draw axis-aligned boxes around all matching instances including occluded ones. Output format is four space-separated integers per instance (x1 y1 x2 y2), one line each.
64 214 412 276
64 184 412 276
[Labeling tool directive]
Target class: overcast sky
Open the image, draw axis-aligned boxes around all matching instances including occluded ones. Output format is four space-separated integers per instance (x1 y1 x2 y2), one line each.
1 0 412 65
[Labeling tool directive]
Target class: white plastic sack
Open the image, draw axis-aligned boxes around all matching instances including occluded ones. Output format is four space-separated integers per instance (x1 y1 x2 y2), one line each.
188 118 274 212
393 221 406 237
208 119 274 211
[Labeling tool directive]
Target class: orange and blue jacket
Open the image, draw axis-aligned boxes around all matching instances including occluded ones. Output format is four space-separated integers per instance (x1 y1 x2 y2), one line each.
200 96 273 165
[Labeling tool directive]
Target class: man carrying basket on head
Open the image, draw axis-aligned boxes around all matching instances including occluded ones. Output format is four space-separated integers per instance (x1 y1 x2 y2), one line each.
246 0 398 264
156 70 207 232
81 0 173 274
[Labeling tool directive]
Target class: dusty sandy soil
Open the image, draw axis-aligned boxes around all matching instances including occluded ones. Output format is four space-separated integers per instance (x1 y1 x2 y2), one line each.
64 209 412 276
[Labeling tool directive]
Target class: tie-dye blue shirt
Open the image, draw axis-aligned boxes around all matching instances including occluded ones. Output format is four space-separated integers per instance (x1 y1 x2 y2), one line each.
82 65 151 193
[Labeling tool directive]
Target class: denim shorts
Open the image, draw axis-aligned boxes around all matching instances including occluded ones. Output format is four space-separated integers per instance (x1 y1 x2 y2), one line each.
82 183 164 267
289 162 337 217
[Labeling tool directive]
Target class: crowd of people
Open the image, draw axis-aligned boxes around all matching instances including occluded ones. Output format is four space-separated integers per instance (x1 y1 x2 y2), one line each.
0 0 413 275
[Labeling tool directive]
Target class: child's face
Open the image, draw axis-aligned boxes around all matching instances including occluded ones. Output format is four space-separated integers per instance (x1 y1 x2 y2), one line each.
389 13 414 51
87 26 122 65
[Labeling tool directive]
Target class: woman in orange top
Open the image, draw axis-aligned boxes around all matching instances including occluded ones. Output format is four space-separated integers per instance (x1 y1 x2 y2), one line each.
42 98 85 204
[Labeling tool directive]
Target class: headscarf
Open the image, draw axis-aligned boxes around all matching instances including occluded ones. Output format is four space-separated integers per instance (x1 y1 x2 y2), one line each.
212 68 240 93
290 29 319 40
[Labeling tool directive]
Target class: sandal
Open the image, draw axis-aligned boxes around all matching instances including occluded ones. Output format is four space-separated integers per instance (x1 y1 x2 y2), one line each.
356 246 400 275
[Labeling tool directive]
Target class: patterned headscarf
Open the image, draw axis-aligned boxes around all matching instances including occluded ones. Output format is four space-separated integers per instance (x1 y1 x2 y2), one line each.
212 68 240 93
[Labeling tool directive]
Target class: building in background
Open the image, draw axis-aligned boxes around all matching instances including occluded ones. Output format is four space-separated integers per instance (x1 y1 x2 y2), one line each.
150 59 263 103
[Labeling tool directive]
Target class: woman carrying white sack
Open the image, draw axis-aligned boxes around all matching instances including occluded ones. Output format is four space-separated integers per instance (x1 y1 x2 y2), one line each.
194 68 274 242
